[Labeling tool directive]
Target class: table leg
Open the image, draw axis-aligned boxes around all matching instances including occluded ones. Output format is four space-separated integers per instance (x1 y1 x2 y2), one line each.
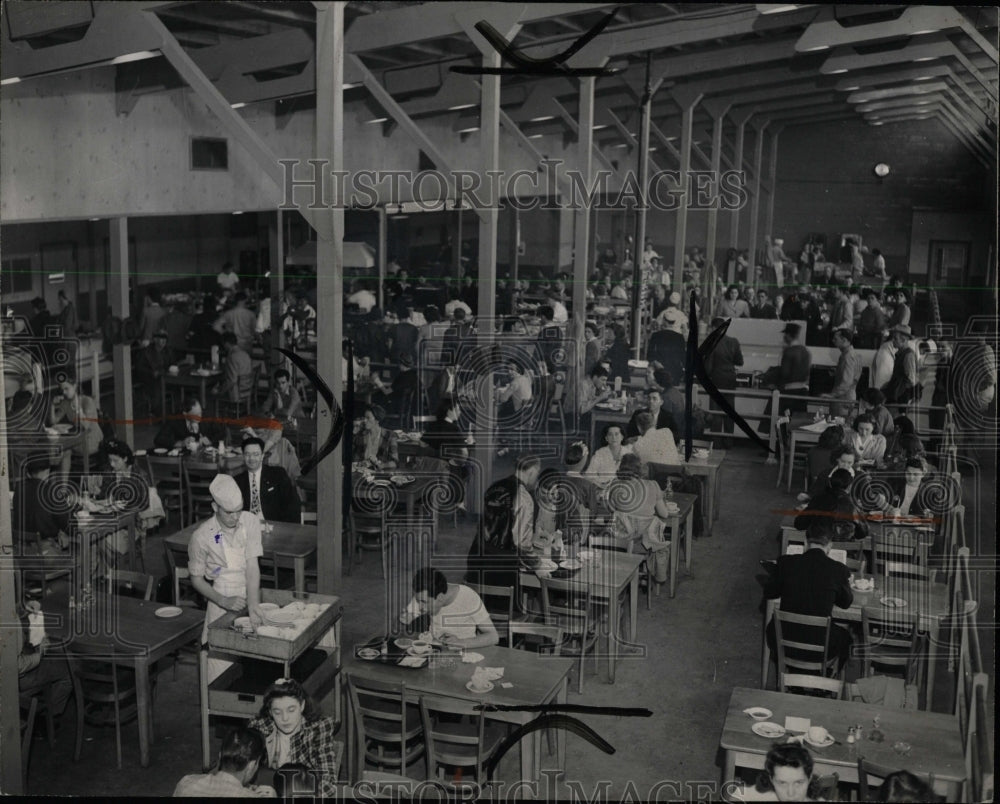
925 617 940 711
520 724 536 797
294 557 305 594
722 749 736 786
685 510 694 570
669 514 679 598
787 433 797 492
200 648 211 770
135 658 152 767
555 679 567 774
628 574 638 642
608 586 619 684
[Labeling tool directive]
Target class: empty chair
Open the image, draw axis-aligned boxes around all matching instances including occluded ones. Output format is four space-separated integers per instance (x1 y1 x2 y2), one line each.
99 570 155 601
589 533 653 611
162 541 198 606
184 459 220 525
860 606 925 691
346 675 424 782
418 694 506 787
144 453 186 527
467 583 514 646
539 577 599 694
349 509 387 578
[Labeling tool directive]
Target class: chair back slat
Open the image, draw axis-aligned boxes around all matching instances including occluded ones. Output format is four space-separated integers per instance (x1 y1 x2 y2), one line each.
774 610 834 677
466 583 514 646
418 694 488 784
971 684 995 803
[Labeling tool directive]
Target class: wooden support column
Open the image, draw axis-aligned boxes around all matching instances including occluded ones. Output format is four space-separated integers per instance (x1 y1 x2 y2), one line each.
476 47 501 495
109 217 133 449
704 99 731 318
671 87 705 294
510 206 520 288
378 207 387 310
572 77 595 417
764 126 783 250
315 1 345 588
728 109 753 271
268 210 285 366
631 54 661 359
0 371 21 791
747 119 769 292
455 206 464 281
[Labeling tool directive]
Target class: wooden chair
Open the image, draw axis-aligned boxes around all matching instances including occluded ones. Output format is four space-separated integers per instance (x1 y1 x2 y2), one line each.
216 364 259 420
970 685 994 803
779 672 845 698
349 509 387 579
870 530 929 581
99 570 155 601
467 583 514 646
13 529 72 597
813 773 841 802
508 622 564 758
183 459 220 525
144 454 186 528
66 644 144 769
774 416 806 491
773 609 843 681
346 675 424 782
418 694 506 787
539 576 599 694
589 532 654 610
859 605 925 691
162 541 197 606
857 757 939 802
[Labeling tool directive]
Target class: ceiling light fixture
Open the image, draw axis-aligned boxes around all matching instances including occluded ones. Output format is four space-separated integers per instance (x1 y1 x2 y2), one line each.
110 51 158 65
457 126 480 134
448 103 475 111
829 68 849 75
913 56 937 62
366 117 389 124
529 115 555 122
873 163 890 177
231 102 247 109
1 77 22 85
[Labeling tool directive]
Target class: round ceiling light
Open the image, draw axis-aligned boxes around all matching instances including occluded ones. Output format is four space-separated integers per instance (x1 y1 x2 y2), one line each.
874 163 890 177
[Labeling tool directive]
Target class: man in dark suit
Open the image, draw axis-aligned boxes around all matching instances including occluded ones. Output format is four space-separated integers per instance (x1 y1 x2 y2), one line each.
233 436 300 523
764 521 854 667
625 387 677 439
154 397 226 449
703 316 744 443
646 322 686 389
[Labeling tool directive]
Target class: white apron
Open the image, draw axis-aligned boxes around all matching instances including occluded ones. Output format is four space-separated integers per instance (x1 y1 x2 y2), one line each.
202 535 248 683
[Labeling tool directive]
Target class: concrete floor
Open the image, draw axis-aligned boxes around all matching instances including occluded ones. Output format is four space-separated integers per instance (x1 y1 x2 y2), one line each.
21 432 995 799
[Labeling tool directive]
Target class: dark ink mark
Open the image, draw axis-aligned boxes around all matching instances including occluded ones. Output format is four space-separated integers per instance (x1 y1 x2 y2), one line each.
277 347 346 476
684 293 773 460
451 9 622 77
484 714 616 782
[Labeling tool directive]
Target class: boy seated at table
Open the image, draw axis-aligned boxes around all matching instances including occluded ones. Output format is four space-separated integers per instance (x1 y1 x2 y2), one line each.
154 397 226 450
399 567 498 649
174 727 276 797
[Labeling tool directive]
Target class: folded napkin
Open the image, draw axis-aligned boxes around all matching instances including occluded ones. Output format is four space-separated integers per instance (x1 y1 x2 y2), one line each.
461 652 485 664
802 420 832 433
399 655 427 668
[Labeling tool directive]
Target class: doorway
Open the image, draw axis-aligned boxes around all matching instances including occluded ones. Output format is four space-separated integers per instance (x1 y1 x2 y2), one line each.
928 240 970 289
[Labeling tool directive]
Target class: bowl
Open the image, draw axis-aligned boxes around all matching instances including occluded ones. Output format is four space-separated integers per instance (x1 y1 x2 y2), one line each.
744 707 772 721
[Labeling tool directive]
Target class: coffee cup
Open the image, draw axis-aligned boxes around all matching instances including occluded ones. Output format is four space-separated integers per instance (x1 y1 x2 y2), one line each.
808 726 829 743
410 640 431 655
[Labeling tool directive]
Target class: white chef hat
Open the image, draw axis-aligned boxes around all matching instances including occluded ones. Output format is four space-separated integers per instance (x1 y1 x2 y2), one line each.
210 474 243 511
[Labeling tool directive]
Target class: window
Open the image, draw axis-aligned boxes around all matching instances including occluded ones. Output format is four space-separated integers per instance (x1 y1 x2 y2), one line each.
1 256 33 295
191 137 229 170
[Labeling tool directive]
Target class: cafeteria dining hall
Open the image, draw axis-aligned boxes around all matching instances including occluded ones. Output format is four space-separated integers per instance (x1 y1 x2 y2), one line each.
1 2 996 800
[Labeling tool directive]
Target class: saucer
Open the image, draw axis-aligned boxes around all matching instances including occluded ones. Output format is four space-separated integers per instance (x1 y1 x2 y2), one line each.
805 733 835 748
407 645 432 657
154 606 183 618
881 597 907 608
559 559 582 570
744 707 772 721
465 681 494 694
751 722 786 739
357 647 380 660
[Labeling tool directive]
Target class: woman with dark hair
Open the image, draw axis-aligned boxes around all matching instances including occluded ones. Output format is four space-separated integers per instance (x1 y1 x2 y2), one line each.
534 467 591 549
806 424 846 490
877 770 941 802
860 387 895 437
736 744 828 801
800 444 859 503
716 284 751 319
602 323 632 384
247 678 342 797
352 404 398 469
585 424 633 489
48 374 102 477
849 413 887 466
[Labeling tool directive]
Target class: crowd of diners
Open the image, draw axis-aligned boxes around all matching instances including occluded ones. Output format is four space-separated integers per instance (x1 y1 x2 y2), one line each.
3 233 994 802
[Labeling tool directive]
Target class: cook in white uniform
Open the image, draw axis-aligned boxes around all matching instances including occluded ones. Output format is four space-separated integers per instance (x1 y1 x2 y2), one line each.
188 474 264 682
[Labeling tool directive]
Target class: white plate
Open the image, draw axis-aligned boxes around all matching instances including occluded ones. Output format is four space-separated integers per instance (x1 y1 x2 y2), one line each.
751 722 786 739
559 559 582 570
134 449 147 457
389 475 415 485
805 733 835 748
357 647 380 660
155 606 183 619
153 448 168 455
744 707 772 721
465 681 494 694
881 597 907 608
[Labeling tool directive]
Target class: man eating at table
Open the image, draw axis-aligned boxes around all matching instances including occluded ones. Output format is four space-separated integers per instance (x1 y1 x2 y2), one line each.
763 520 854 670
400 567 498 649
233 436 301 524
174 727 276 797
154 396 225 450
188 474 264 682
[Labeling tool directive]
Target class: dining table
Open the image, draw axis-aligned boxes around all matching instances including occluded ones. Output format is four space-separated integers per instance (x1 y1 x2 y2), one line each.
649 449 727 537
518 551 645 685
719 686 966 801
760 573 950 710
160 365 222 416
165 521 318 594
44 589 204 767
351 455 450 519
343 643 572 789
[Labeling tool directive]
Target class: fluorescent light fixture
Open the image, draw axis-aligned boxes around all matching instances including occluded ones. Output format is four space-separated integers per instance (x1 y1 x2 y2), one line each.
529 115 555 122
528 133 545 139
231 102 247 109
457 126 480 133
871 121 884 126
611 143 630 149
911 29 939 36
232 211 243 215
366 117 389 124
913 56 936 62
801 44 830 52
342 82 360 90
110 50 158 65
915 75 934 80
89 217 100 222
916 99 934 105
829 68 849 75
592 124 609 130
448 103 475 111
757 4 801 13
842 86 861 91
1 76 22 86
